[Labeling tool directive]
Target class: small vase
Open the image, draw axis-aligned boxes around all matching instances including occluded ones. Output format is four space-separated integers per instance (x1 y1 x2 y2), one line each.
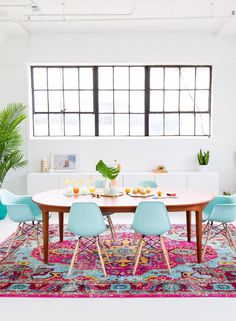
103 179 110 194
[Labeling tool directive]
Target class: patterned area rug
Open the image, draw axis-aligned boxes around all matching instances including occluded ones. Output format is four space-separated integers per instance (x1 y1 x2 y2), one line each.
0 224 235 298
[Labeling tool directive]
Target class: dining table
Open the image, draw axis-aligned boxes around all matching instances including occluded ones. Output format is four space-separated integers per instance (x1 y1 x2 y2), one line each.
32 188 215 264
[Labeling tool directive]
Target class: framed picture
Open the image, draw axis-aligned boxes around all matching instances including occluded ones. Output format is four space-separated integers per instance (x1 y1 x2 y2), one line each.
51 154 78 172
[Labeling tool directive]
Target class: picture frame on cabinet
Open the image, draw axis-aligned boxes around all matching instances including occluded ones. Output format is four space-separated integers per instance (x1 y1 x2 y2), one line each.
51 154 78 172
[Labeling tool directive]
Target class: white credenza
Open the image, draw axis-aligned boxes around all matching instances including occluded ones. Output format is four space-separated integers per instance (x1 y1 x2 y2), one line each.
27 171 219 195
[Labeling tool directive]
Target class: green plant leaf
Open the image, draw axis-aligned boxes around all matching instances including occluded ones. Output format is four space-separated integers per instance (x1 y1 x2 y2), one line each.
96 160 120 180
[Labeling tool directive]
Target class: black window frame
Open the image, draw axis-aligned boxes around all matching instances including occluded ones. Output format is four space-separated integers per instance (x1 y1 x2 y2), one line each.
31 65 212 137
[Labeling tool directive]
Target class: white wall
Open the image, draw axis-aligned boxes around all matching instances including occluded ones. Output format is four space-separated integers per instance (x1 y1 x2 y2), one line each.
0 33 236 193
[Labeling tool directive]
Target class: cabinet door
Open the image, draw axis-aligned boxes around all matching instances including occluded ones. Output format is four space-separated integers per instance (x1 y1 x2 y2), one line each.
155 173 187 189
27 174 59 194
123 174 155 187
187 173 219 194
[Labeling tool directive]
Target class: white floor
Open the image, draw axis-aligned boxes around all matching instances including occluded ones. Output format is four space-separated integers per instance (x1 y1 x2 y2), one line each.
0 213 235 321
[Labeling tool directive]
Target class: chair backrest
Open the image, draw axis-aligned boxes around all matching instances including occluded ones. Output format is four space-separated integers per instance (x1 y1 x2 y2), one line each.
209 204 236 223
204 194 236 217
132 201 171 236
0 189 34 222
94 180 104 188
138 180 157 188
68 202 107 237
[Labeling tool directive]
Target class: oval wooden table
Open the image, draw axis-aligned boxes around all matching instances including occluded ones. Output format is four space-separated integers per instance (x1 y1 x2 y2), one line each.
33 188 215 264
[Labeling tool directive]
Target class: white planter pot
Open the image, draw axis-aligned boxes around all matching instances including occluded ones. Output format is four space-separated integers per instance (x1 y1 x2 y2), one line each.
198 165 208 172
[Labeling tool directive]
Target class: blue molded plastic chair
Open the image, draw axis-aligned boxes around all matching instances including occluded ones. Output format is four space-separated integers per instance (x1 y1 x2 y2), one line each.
67 202 110 276
94 180 116 242
132 201 172 275
202 194 236 258
0 189 43 259
138 180 158 188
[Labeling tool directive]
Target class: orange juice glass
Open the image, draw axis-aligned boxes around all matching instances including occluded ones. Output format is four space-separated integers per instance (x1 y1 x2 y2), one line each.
73 186 79 196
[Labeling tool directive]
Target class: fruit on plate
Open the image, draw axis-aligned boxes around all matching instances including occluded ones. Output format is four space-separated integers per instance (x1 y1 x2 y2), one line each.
146 186 152 194
139 187 146 195
132 187 138 194
125 187 131 194
157 190 163 197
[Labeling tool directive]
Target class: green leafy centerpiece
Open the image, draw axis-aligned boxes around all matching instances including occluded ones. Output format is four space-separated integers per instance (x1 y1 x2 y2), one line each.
96 160 120 195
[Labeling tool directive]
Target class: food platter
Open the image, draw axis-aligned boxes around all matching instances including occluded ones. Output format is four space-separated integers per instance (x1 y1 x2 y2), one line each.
128 192 154 198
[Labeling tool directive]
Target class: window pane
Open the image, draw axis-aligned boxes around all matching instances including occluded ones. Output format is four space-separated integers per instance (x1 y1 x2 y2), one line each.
114 91 129 112
34 91 48 112
180 114 194 135
196 67 210 89
195 90 209 112
150 68 163 89
165 114 179 135
65 114 79 136
196 114 210 135
130 67 144 89
115 114 129 136
99 114 113 136
49 114 64 136
34 114 48 136
114 67 129 89
80 91 93 112
48 68 62 89
64 68 78 89
80 114 95 136
48 91 63 112
149 114 163 135
165 68 179 89
165 91 179 111
98 67 113 89
130 114 144 136
180 68 195 89
33 68 47 89
180 91 194 111
130 91 144 113
150 90 163 112
64 91 79 112
80 68 93 89
99 91 113 112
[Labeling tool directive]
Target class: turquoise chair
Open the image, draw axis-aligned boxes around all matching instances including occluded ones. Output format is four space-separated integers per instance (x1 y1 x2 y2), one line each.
132 201 172 275
138 180 158 188
202 194 236 258
67 202 110 276
0 189 43 259
94 180 116 242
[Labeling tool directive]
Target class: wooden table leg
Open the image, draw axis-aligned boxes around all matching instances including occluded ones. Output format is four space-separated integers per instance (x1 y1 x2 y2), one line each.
195 209 203 263
186 211 192 242
42 210 49 264
58 212 64 242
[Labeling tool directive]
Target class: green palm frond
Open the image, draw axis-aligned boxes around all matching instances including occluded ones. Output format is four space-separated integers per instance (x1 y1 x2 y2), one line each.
0 103 27 187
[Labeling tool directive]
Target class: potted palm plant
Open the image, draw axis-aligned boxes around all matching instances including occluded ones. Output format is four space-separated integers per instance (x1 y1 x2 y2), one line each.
0 103 28 219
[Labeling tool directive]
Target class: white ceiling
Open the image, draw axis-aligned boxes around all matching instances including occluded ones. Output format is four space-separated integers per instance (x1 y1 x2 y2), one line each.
0 0 236 36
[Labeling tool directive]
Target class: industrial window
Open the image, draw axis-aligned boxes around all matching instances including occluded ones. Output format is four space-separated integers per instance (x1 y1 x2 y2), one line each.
31 65 211 137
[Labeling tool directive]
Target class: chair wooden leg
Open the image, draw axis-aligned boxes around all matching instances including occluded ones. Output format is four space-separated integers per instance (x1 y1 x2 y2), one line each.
68 238 80 276
5 225 21 257
160 235 172 275
202 221 213 259
202 221 210 235
98 237 110 262
34 226 43 259
133 236 144 275
96 237 107 276
225 225 236 252
107 215 116 243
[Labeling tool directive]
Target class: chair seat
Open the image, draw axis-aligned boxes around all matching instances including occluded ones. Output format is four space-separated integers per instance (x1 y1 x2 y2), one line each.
202 211 210 222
